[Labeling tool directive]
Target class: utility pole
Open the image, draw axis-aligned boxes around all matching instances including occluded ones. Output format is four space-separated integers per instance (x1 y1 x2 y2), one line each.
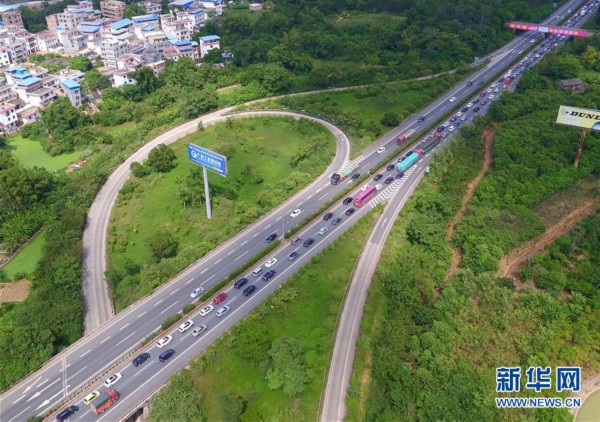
202 166 212 219
574 128 587 167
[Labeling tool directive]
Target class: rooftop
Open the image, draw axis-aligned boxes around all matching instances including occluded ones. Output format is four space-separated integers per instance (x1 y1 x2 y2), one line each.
16 76 41 87
188 7 205 14
168 0 193 6
132 14 157 23
109 18 133 30
61 78 81 90
5 65 26 73
200 35 219 42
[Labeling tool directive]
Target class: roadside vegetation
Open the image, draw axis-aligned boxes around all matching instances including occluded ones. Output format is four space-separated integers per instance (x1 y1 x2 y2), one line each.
107 117 334 310
349 38 600 420
149 212 378 422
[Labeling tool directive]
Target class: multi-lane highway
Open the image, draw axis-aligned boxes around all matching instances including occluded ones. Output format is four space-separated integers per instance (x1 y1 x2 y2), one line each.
1 0 593 420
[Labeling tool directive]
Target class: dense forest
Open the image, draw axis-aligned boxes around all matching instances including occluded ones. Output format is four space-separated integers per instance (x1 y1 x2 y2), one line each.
359 36 600 420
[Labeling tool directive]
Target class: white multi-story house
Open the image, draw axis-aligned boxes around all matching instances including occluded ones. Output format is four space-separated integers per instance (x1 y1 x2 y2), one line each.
164 39 198 61
143 0 162 14
198 0 222 16
0 47 11 67
61 79 82 107
17 105 40 125
35 31 60 52
199 34 219 57
1 11 24 29
100 38 129 68
162 19 192 41
57 28 87 54
0 103 18 134
100 0 126 20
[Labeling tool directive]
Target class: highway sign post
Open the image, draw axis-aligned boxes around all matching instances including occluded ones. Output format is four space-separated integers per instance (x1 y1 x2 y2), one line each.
187 143 228 219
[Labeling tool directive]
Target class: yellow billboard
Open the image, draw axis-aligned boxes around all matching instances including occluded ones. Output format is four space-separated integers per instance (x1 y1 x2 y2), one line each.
556 105 600 130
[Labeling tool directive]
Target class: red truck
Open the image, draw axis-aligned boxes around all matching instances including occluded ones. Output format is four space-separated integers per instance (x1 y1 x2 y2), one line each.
90 389 119 414
397 128 416 145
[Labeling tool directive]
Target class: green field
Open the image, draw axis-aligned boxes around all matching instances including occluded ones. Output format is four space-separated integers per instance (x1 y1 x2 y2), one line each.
149 212 378 421
96 121 137 136
8 136 80 172
2 231 45 279
108 117 335 310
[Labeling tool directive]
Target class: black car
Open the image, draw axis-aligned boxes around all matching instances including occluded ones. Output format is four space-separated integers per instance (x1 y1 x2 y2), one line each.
373 173 383 181
303 238 315 247
262 270 276 281
132 352 150 367
159 349 175 362
395 171 405 179
466 81 473 86
243 285 257 297
478 80 484 85
450 116 457 122
343 197 353 205
265 233 277 243
436 126 444 132
461 106 469 112
473 107 480 112
56 406 79 421
351 173 360 181
386 164 395 171
417 116 426 122
480 100 487 106
345 208 355 216
332 217 342 226
473 98 479 104
288 251 300 261
234 277 248 289
384 176 394 184
455 121 461 127
323 212 334 221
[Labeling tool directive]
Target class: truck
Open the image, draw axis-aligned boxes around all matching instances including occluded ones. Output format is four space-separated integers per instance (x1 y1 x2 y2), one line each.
330 163 357 185
397 128 416 145
396 149 423 172
90 389 119 414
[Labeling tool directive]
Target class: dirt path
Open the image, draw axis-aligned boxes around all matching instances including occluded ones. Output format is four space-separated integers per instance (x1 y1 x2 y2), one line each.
445 128 494 279
497 199 600 278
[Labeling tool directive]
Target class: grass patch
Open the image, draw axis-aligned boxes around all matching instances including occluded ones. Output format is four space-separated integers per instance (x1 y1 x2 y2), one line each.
7 136 80 172
95 121 137 136
248 75 463 152
108 117 335 310
149 211 378 422
2 231 45 280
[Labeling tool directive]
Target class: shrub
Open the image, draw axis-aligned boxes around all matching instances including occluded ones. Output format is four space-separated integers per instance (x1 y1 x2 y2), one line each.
161 313 181 330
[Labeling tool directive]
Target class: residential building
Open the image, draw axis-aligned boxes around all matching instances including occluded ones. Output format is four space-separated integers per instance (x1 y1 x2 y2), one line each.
0 46 10 67
132 13 159 28
100 37 129 68
46 15 59 34
28 87 57 107
198 0 223 15
164 39 198 61
108 18 134 37
35 31 60 52
168 0 196 10
57 28 87 54
199 34 219 57
183 7 206 28
0 80 17 103
140 28 169 56
112 69 136 87
4 66 31 85
17 105 40 125
100 0 126 20
0 103 18 134
61 78 82 107
15 77 43 101
1 11 24 29
143 0 162 14
116 54 143 71
556 78 585 93
162 19 192 41
146 59 165 76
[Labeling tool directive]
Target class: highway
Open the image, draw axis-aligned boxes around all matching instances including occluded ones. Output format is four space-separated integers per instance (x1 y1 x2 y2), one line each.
0 0 592 419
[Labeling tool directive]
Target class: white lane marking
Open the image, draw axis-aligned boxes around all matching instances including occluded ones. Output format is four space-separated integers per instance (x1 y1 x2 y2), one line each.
68 365 88 380
170 288 179 295
12 395 26 404
32 378 59 397
206 274 216 282
155 299 163 306
100 336 111 344
228 249 235 255
235 251 249 261
80 349 92 358
24 375 42 393
137 310 147 318
297 201 303 206
116 331 137 347
37 378 49 388
36 390 63 412
215 258 222 264
185 278 193 285
316 187 322 193
276 216 282 221
253 232 259 238
160 302 177 314
241 240 248 246
119 323 130 331
319 193 328 201
307 194 313 199
200 268 208 274
9 405 31 422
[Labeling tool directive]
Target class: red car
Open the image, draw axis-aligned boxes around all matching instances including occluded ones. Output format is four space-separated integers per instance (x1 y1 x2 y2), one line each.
213 292 228 305
479 92 486 97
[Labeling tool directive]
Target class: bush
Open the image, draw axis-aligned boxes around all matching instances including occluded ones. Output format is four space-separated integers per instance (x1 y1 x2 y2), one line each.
182 303 195 314
147 144 177 173
161 313 181 331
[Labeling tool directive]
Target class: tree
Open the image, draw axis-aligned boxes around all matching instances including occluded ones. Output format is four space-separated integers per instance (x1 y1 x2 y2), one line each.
177 89 218 119
147 144 177 173
581 45 599 69
130 161 149 178
124 2 145 18
147 230 179 262
0 166 53 211
381 111 400 127
84 69 110 91
202 48 223 65
131 66 159 96
69 55 92 72
265 337 307 396
219 393 245 422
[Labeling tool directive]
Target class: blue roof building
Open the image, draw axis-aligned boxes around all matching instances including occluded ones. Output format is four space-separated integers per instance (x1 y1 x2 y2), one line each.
199 35 219 42
5 65 26 73
132 14 158 24
61 79 82 107
168 0 194 9
61 79 80 90
109 18 133 30
16 77 42 87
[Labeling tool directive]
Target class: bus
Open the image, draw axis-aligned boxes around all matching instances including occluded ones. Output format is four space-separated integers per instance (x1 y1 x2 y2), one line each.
354 185 377 207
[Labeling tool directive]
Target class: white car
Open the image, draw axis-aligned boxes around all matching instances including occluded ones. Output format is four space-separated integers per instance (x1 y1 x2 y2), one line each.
156 335 172 348
104 373 122 388
494 88 500 93
375 184 382 190
199 305 214 316
216 306 230 317
455 111 463 117
466 102 473 108
192 325 207 337
290 209 301 218
264 258 277 268
190 287 204 299
376 146 386 154
178 319 194 333
448 126 456 132
318 227 328 235
449 96 457 102
486 88 493 93
488 94 495 100
360 184 370 191
442 121 450 127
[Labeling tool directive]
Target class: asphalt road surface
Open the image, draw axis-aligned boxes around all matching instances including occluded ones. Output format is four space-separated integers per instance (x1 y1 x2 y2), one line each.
0 0 591 420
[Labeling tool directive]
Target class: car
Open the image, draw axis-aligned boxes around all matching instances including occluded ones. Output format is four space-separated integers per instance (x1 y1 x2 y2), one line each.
318 227 328 235
473 98 479 104
449 96 457 102
350 173 360 181
56 406 79 421
455 121 461 127
290 209 301 218
264 257 277 268
190 287 204 299
384 176 394 184
265 233 277 243
375 184 382 190
377 146 386 154
192 325 208 337
395 172 404 179
243 285 257 297
159 349 175 362
323 212 334 221
234 277 248 289
486 88 493 93
288 251 300 261
461 107 469 112
461 115 467 121
466 102 473 108
466 81 473 86
83 391 100 405
213 292 228 304
436 126 444 132
386 164 395 171
216 306 230 317
262 270 276 281
488 94 495 99
477 80 484 85
479 91 486 97
104 372 122 388
132 353 150 368
442 133 448 138
442 121 450 127
373 173 383 181
332 217 342 226
473 107 480 112
199 304 214 316
156 336 172 349
178 319 194 333
455 111 463 117
448 126 455 132
417 116 426 122
480 100 487 106
303 238 315 247
494 88 500 93
343 197 353 205
450 116 457 122
345 208 355 216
